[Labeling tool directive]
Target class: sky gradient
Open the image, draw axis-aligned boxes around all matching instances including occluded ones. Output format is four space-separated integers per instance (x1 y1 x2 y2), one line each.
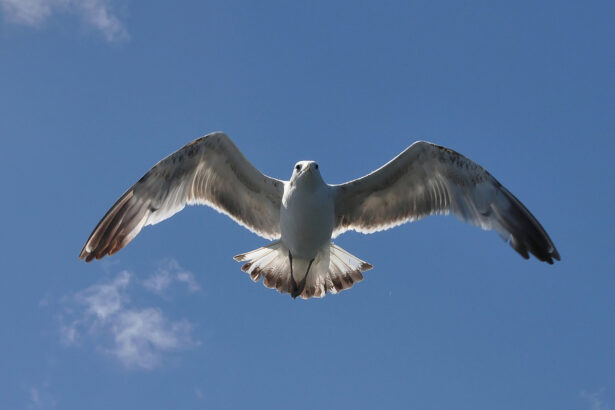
1 1 614 409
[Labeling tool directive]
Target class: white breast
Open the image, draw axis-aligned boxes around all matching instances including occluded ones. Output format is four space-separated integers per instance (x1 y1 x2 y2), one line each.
280 181 335 259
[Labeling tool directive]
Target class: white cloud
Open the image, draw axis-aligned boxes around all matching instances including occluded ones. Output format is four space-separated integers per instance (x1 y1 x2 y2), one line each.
0 0 127 41
26 384 55 410
59 320 79 345
143 259 201 294
77 270 129 319
61 270 197 370
581 390 610 410
142 269 173 294
177 270 201 293
0 0 56 25
29 387 41 408
112 308 193 369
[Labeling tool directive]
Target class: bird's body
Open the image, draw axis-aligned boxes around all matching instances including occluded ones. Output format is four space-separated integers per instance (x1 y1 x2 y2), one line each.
80 132 560 299
281 161 334 259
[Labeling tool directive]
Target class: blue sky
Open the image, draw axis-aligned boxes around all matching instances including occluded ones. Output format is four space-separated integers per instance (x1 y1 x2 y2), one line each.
1 1 613 409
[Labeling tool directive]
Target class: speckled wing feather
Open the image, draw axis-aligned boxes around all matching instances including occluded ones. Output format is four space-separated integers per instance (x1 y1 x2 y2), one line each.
79 132 284 262
333 141 560 264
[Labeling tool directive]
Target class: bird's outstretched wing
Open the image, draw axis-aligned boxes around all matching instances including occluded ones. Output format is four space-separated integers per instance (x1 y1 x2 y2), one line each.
80 132 284 262
333 141 560 263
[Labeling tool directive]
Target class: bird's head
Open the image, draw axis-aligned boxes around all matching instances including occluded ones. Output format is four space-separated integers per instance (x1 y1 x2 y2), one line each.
290 160 323 187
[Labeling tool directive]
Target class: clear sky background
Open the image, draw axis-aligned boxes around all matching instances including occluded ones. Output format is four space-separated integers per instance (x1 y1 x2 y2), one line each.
1 1 613 409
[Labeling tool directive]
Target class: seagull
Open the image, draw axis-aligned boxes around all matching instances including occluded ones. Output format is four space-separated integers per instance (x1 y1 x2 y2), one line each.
80 132 560 299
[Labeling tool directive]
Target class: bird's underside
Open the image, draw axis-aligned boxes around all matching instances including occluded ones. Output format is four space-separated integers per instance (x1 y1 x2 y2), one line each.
233 241 373 299
80 132 560 299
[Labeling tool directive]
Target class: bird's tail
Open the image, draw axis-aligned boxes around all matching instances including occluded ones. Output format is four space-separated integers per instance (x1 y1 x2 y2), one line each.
233 241 373 299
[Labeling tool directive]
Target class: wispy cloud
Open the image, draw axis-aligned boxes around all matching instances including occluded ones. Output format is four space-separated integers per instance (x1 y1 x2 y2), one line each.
581 390 610 410
143 259 201 294
60 269 197 370
26 383 55 410
29 387 40 407
0 0 127 42
78 270 129 319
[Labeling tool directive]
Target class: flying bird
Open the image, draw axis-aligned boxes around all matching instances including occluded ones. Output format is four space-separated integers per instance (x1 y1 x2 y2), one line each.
80 132 560 299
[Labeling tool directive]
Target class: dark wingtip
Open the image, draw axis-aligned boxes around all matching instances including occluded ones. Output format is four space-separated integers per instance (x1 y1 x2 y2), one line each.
553 249 561 261
360 262 374 271
79 244 92 261
495 183 560 265
543 247 560 265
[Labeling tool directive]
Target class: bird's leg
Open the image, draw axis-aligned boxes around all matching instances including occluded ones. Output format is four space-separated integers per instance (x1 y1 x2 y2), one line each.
288 251 299 297
293 258 314 299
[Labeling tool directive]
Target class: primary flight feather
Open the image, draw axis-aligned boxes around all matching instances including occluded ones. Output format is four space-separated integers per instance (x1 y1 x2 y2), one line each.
80 132 559 299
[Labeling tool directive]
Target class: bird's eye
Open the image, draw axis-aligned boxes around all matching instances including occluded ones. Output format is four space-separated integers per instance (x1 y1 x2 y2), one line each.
295 164 301 171
314 164 319 169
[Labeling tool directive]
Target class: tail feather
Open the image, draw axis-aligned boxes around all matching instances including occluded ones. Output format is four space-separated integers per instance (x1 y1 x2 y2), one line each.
234 242 373 299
